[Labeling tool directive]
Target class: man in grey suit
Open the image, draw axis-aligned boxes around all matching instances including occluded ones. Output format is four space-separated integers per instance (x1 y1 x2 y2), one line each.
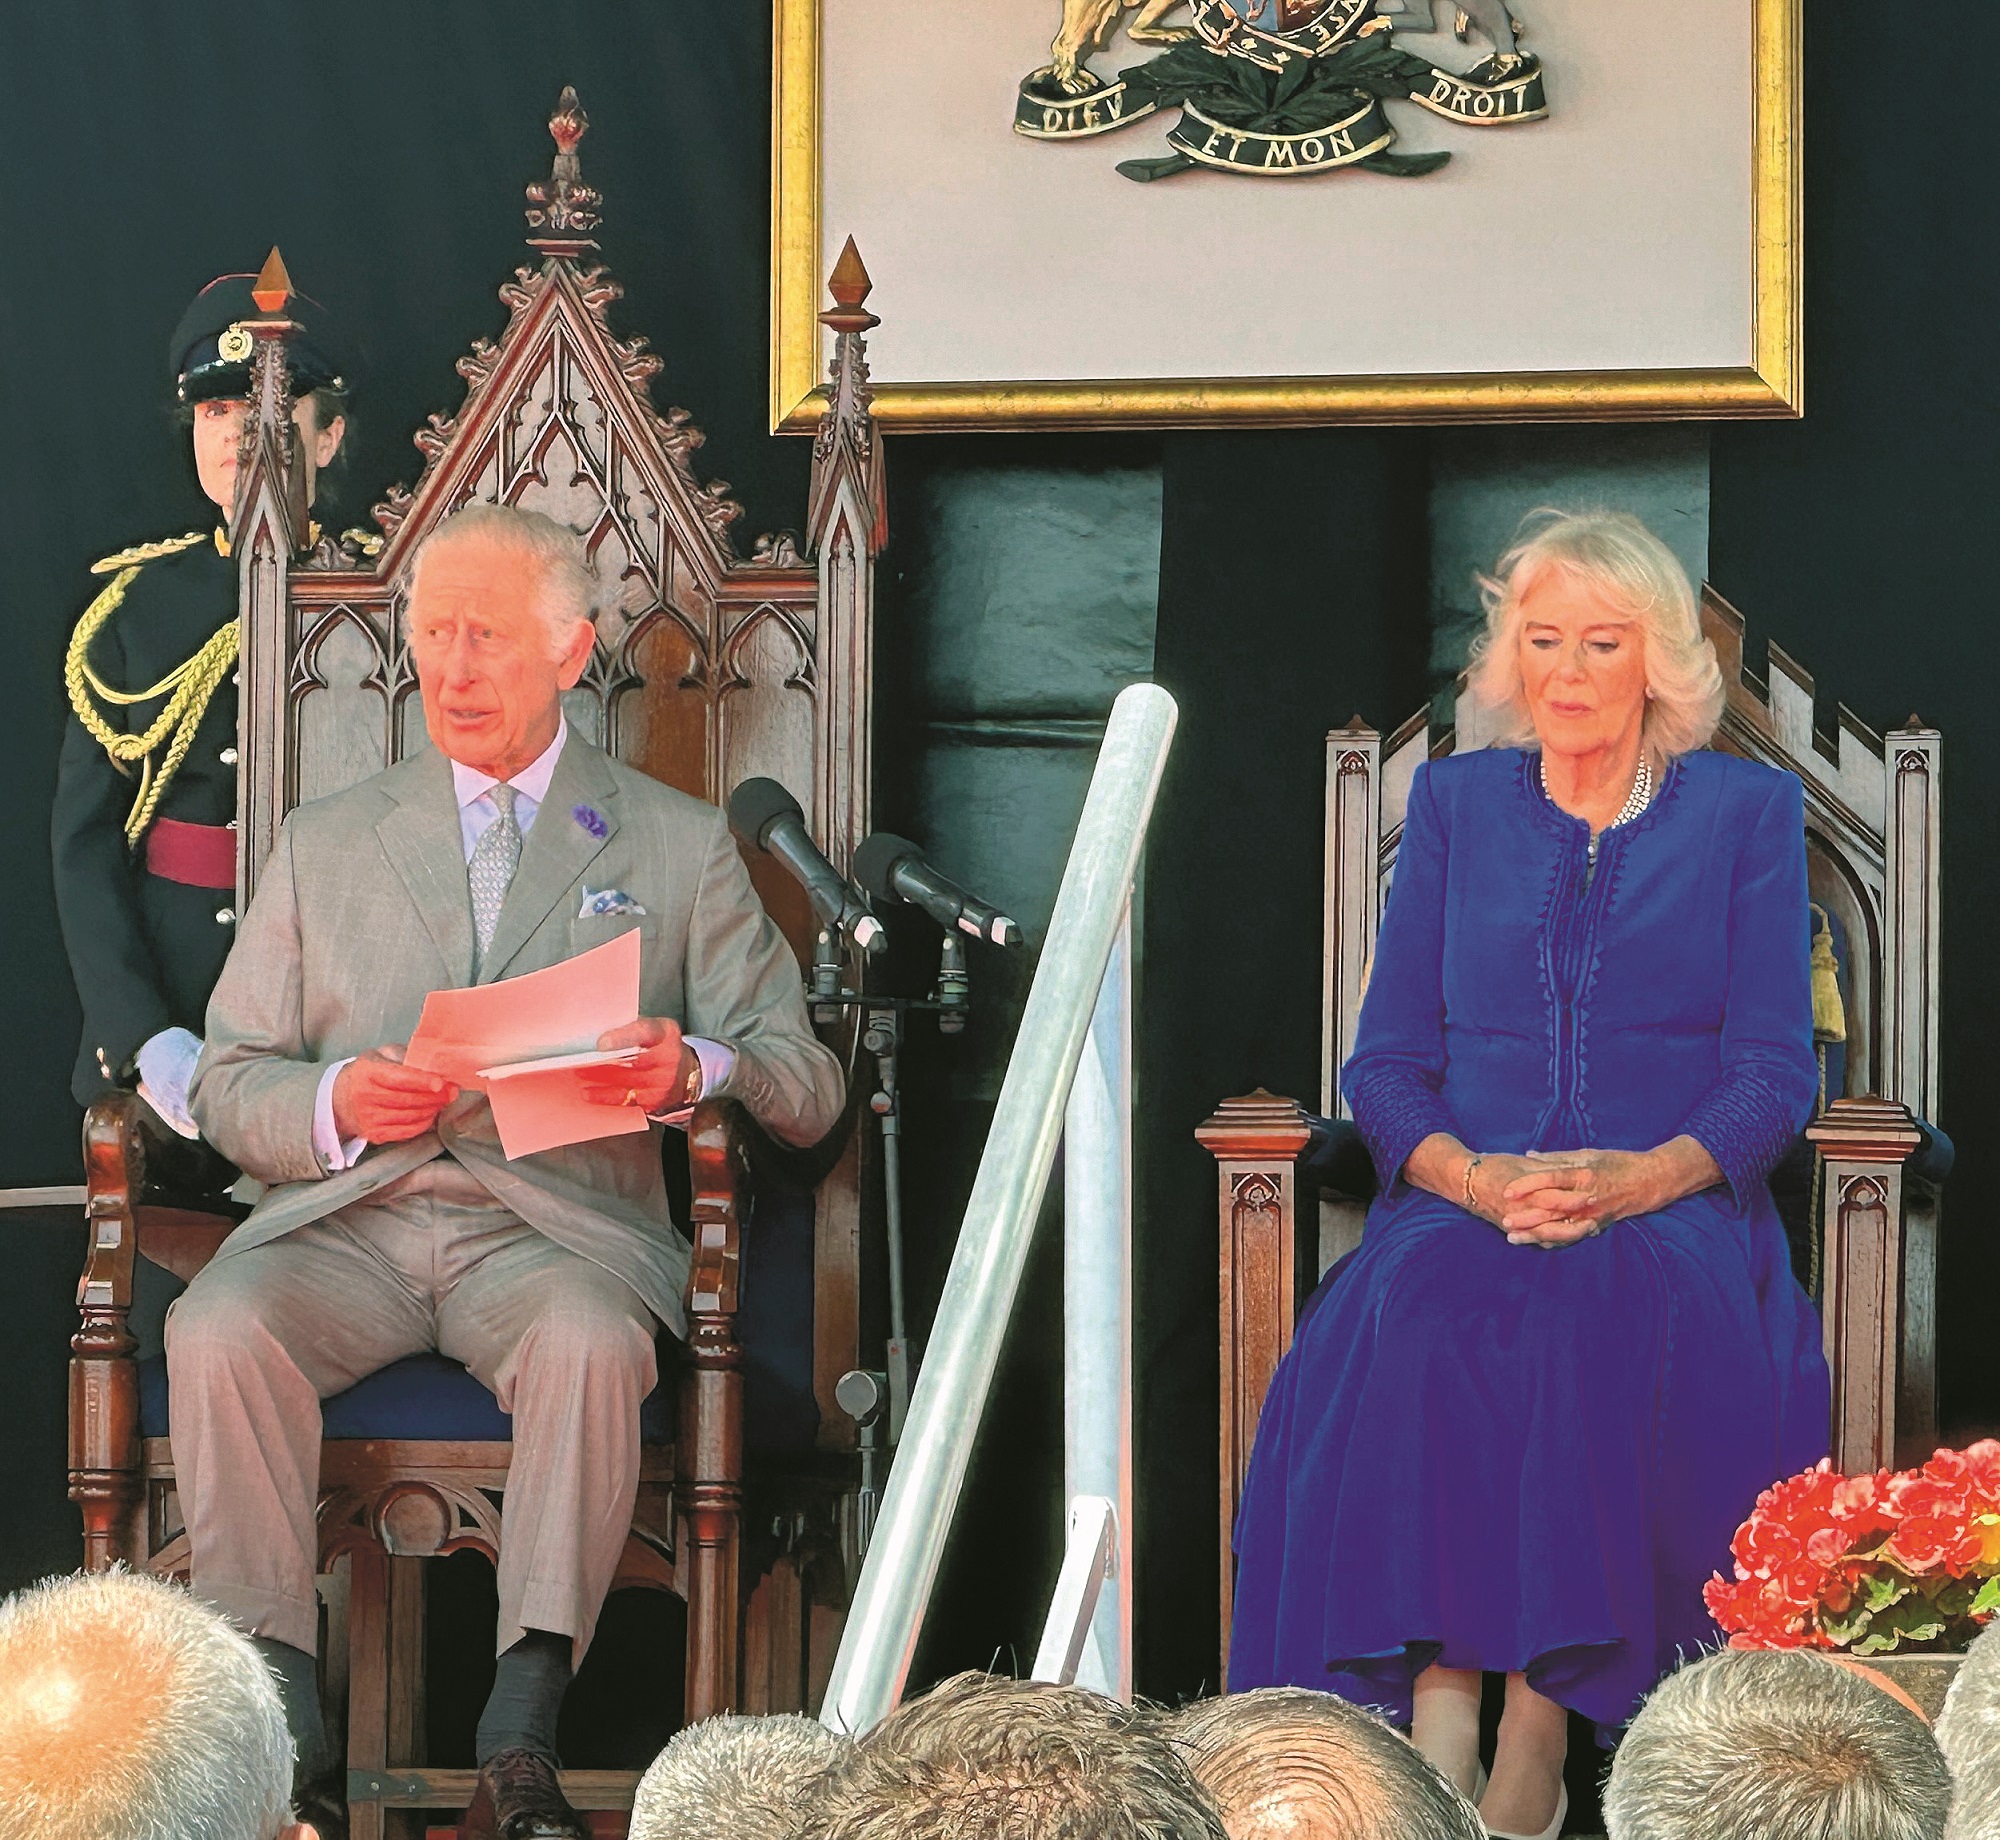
174 502 845 1840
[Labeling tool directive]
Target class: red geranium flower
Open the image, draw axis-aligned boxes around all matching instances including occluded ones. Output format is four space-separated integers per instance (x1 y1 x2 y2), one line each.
1710 1447 2000 1656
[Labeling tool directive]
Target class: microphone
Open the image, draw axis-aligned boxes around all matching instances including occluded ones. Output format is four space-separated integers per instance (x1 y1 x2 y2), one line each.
852 832 1025 950
728 778 886 955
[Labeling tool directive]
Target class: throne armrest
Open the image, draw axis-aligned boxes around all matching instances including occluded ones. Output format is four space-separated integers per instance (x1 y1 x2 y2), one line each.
1808 1095 1934 1472
678 1099 752 1722
79 1093 151 1321
71 1094 155 1569
1197 1090 1315 1682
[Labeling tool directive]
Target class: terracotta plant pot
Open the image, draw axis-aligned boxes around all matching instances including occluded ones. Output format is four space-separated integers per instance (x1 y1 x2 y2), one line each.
1847 1652 1964 1722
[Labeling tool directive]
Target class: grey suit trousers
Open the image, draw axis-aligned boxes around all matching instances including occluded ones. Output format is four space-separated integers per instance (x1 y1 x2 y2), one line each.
165 1156 656 1660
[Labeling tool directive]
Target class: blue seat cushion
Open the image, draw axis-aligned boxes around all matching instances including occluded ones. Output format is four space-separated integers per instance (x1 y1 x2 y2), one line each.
138 1186 824 1455
140 1349 676 1443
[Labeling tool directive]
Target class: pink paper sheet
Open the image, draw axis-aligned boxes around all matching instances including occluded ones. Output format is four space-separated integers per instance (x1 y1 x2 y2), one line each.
480 1053 652 1160
405 930 641 1090
404 931 649 1159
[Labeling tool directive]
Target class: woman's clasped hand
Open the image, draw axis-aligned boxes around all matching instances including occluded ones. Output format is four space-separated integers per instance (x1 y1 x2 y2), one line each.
1460 1137 1722 1247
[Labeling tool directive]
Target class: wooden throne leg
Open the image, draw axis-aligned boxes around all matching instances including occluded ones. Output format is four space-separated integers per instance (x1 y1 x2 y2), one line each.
72 1097 146 1569
346 1540 392 1840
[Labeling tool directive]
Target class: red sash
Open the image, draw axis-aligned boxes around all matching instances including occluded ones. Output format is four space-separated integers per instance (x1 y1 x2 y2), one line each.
145 817 236 891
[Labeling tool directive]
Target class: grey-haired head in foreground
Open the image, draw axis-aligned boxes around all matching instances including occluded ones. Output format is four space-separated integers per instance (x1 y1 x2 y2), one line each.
801 1671 1228 1840
1937 1619 2000 1840
1603 1647 1951 1840
630 1711 849 1840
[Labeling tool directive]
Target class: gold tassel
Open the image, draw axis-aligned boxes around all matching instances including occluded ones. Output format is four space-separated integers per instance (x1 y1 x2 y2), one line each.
1809 904 1846 1045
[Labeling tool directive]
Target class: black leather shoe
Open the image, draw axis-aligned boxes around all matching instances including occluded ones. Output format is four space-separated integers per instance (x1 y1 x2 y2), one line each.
464 1748 590 1840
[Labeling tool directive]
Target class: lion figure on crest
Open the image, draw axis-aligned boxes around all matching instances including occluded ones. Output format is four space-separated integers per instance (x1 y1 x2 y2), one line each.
1041 0 1194 96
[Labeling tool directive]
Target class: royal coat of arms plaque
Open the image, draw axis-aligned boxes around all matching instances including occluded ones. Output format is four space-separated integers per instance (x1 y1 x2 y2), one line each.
1015 0 1546 181
773 0 1801 431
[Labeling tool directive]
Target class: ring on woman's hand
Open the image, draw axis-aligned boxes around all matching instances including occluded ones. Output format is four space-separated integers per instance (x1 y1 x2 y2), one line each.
623 1087 639 1107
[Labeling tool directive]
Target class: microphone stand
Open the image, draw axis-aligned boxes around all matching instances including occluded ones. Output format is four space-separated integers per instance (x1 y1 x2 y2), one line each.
824 931 973 1449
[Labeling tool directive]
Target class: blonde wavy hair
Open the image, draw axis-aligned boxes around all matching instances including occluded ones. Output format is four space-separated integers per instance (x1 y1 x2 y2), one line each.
1463 509 1724 760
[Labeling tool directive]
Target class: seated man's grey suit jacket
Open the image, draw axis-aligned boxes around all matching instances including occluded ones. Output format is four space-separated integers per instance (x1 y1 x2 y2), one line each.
189 735 845 1338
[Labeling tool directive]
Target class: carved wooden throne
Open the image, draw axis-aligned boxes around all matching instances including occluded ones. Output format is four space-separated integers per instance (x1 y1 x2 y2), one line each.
1201 588 1947 1673
68 90 888 1833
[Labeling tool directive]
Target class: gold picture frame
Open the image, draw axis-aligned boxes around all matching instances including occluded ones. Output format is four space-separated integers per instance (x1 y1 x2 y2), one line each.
771 0 1800 433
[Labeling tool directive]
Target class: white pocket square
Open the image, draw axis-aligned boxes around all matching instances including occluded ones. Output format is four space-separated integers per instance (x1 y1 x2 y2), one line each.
579 887 647 918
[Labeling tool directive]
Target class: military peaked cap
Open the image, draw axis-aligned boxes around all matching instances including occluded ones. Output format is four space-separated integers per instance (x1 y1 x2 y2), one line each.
170 254 348 405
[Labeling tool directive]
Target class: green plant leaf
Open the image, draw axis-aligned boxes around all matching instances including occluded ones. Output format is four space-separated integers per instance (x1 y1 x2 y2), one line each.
1820 1604 1874 1647
1852 1594 1950 1655
1972 1576 2000 1617
1861 1570 1913 1613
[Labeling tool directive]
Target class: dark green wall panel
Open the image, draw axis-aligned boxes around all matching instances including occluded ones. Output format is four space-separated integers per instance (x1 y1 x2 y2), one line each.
1708 0 1997 1442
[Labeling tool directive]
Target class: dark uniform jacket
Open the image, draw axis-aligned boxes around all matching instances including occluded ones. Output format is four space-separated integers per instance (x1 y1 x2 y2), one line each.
52 533 240 1103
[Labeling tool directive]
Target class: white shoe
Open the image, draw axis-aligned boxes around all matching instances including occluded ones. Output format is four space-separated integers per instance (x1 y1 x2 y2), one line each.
1481 1782 1566 1840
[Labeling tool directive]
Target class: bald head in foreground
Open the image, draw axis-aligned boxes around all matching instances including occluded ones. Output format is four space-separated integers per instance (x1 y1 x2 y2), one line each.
0 1568 304 1840
1169 1688 1483 1840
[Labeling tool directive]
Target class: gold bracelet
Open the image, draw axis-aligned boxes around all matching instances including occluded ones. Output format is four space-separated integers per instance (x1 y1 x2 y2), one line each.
1461 1154 1485 1212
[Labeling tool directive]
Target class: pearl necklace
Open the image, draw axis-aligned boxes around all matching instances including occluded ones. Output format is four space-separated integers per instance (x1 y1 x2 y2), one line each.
1541 753 1654 864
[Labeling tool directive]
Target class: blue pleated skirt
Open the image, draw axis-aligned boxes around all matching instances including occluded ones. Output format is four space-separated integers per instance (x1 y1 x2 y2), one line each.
1226 1185 1829 1739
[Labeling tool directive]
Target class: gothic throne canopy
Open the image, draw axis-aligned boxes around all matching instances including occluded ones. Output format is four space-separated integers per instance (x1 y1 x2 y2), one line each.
232 87 885 957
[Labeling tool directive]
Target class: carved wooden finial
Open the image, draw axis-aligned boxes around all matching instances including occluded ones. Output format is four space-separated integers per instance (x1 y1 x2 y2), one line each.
820 237 880 334
550 84 588 155
251 247 293 316
526 85 603 254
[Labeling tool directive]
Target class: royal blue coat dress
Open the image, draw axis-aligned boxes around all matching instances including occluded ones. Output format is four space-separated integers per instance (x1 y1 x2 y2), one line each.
1228 746 1832 1738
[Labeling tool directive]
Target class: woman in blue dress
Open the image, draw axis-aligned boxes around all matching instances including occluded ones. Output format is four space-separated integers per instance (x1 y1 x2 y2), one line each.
1227 511 1831 1839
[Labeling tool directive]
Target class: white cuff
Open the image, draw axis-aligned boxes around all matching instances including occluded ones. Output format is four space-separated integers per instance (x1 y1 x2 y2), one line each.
651 1036 737 1130
136 1028 203 1139
312 1058 369 1172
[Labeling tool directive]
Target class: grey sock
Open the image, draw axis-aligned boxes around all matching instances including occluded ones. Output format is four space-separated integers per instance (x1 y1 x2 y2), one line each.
475 1628 573 1766
253 1636 332 1784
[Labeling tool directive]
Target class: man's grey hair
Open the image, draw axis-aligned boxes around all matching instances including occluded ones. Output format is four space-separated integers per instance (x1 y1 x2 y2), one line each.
630 1713 847 1840
410 500 599 650
1167 1687 1483 1840
1603 1648 1952 1840
1938 1620 2000 1838
803 1671 1228 1840
0 1568 294 1840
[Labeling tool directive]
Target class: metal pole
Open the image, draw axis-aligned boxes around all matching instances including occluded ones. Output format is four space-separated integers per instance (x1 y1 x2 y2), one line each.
1030 1495 1118 1687
1062 913 1134 1699
820 684 1178 1735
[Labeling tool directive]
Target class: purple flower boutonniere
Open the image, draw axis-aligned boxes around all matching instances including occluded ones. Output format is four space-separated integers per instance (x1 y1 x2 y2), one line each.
572 803 609 840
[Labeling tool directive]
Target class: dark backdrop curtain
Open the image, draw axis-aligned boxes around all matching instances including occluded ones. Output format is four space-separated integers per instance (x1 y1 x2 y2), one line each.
1138 429 1432 1695
1707 0 1998 1435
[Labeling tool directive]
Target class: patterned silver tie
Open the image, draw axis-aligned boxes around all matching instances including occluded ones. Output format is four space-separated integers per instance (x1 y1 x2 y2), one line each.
468 782 522 969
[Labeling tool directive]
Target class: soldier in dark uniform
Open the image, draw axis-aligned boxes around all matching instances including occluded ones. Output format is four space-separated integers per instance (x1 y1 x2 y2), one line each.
53 268 349 1151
